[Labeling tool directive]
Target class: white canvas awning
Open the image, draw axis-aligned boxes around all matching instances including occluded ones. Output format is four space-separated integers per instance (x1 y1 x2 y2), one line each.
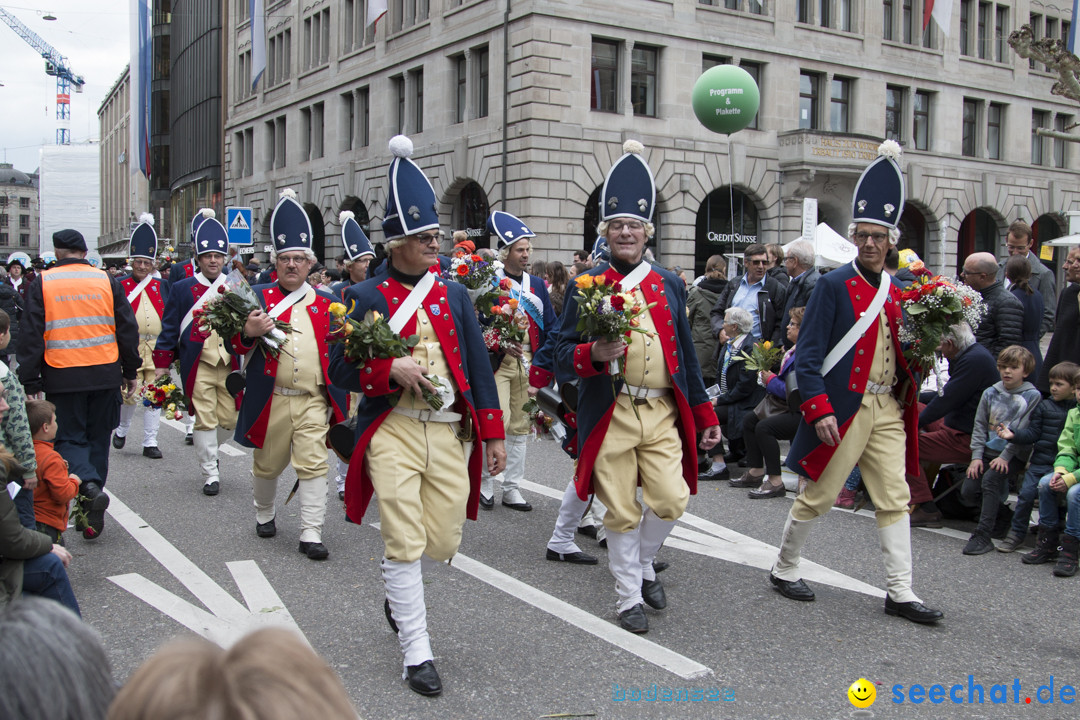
783 223 856 267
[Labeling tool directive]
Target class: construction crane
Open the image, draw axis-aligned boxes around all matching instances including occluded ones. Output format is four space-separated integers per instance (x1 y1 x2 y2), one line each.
0 8 85 145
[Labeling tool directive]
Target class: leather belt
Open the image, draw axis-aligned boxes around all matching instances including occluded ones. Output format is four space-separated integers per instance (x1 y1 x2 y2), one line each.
273 385 310 397
139 333 157 341
621 382 669 406
864 379 896 395
392 406 463 423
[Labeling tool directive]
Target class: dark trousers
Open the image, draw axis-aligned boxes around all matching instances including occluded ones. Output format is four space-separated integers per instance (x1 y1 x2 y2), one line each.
707 404 743 459
23 552 81 617
14 488 36 529
960 449 1025 536
742 410 800 476
48 389 121 489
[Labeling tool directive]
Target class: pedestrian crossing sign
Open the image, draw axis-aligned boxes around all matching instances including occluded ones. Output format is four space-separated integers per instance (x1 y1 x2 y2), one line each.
226 207 254 246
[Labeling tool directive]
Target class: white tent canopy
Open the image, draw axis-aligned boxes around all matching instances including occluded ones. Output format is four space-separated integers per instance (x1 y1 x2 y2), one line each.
783 223 857 267
1044 233 1080 247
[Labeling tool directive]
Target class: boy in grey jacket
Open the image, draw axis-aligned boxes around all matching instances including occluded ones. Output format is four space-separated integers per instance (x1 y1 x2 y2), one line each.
961 345 1043 555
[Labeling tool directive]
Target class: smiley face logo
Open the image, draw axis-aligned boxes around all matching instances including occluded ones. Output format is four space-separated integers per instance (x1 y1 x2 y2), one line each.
847 678 876 709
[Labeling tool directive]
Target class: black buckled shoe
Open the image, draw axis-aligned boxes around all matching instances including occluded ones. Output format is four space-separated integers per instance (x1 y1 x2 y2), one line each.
769 573 815 601
202 480 220 496
478 494 494 510
112 432 125 449
502 499 532 511
546 548 598 564
884 596 943 624
641 578 667 609
142 446 163 459
406 660 442 696
185 432 194 445
383 598 399 633
577 524 600 539
298 541 329 560
617 603 649 634
256 518 277 538
652 560 669 574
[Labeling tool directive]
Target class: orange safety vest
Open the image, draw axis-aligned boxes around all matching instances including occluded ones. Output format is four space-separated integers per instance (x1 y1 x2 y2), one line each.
41 264 119 368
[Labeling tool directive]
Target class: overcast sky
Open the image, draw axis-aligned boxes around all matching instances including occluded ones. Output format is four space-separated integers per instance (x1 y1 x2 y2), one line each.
0 1 130 173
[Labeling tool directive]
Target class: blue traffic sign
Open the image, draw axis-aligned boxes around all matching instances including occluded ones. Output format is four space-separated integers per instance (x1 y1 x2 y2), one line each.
226 207 253 246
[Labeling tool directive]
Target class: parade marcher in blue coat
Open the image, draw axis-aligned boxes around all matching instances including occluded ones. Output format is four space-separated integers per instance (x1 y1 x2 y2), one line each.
768 141 943 624
328 136 505 697
153 215 239 496
232 189 348 560
554 140 721 634
113 214 170 459
329 211 375 301
478 210 558 512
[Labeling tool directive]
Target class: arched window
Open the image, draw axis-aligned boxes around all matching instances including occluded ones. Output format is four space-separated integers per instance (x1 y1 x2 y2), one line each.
303 203 326 261
957 208 999 269
453 181 490 248
695 187 759 277
897 205 927 261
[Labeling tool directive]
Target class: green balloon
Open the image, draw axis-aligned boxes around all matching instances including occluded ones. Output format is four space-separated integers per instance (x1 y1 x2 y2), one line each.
692 65 761 135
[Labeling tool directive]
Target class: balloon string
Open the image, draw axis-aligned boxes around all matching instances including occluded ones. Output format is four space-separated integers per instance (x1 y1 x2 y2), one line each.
728 148 735 265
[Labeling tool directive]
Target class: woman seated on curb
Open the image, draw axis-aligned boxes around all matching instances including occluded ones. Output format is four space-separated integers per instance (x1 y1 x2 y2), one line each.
731 308 807 498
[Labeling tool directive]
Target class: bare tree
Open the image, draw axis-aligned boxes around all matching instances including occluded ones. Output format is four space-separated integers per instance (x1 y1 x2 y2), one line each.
1009 24 1080 141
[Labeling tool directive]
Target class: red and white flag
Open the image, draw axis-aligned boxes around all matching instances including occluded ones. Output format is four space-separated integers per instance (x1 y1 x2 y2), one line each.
367 0 387 28
923 0 954 37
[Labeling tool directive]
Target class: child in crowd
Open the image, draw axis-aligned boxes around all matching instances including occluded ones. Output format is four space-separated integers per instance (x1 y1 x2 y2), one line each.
1024 368 1080 577
961 345 1042 555
28 399 80 545
995 362 1079 552
0 309 38 529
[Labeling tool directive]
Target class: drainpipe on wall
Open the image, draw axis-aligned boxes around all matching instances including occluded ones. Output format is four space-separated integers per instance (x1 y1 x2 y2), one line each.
501 0 510 210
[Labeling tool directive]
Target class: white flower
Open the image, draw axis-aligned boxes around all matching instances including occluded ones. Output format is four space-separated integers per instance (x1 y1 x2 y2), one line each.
877 139 903 161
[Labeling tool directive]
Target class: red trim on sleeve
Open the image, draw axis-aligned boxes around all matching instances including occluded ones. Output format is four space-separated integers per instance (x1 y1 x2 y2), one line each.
476 409 505 441
573 343 604 378
692 402 720 431
800 393 834 424
152 349 175 369
529 365 554 389
358 357 394 396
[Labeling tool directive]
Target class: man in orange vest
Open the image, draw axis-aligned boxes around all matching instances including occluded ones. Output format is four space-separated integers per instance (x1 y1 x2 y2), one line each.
17 229 141 540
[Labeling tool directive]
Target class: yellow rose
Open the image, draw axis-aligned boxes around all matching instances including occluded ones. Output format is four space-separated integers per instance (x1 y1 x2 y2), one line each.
762 341 772 350
166 404 176 413
329 302 347 317
575 274 595 290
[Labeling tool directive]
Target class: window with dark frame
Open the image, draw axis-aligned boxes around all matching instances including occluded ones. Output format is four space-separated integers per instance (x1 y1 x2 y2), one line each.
740 60 762 129
994 5 1008 62
394 75 405 134
358 87 370 147
799 71 820 130
962 98 978 157
883 0 894 40
1055 114 1070 168
476 46 489 118
986 102 1002 160
454 55 467 123
631 45 659 118
1031 109 1048 165
413 68 424 133
591 39 619 113
886 85 904 143
960 0 973 56
830 77 850 132
913 90 930 150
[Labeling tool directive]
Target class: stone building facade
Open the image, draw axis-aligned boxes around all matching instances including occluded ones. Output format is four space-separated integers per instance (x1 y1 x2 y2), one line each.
223 0 1080 277
0 163 39 260
98 66 152 257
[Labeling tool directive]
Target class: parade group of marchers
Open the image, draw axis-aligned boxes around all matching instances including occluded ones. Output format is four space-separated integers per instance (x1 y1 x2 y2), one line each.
3 134 1080 716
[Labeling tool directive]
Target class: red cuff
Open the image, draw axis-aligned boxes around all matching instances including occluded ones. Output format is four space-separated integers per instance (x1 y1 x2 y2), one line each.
564 411 577 429
692 402 719 431
152 349 175 369
529 365 554 389
800 393 834 424
358 358 393 396
230 332 255 355
476 408 505 440
573 343 605 378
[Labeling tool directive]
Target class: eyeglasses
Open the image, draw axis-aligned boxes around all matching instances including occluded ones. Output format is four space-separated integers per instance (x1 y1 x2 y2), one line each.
412 232 442 245
958 269 986 277
609 220 644 231
748 259 767 266
853 231 890 245
276 255 309 267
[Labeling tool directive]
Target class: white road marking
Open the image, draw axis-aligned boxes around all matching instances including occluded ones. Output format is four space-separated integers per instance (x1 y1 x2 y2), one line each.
520 479 884 596
106 493 304 647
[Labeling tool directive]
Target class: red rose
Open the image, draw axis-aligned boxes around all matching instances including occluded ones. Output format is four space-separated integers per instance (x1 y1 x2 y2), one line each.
611 295 626 311
499 278 512 291
217 286 226 294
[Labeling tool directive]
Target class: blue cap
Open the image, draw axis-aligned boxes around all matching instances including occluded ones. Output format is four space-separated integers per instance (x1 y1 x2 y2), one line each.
381 135 439 241
601 140 656 224
194 217 229 256
591 236 610 264
340 211 374 260
190 208 215 244
852 140 905 230
270 189 313 253
129 213 158 260
487 211 535 250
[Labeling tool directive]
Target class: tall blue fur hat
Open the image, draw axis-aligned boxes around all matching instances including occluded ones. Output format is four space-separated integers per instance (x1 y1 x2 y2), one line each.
194 217 229 256
852 140 905 230
270 188 313 253
340 210 374 260
601 140 656 224
129 212 158 260
190 208 215 244
591 236 610 264
382 135 439 241
488 211 535 250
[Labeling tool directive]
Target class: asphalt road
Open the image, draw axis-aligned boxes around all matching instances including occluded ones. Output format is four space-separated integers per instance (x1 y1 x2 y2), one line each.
66 418 1080 720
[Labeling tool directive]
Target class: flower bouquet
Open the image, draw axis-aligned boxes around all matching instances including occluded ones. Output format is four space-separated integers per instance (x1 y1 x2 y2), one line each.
898 274 986 384
141 374 187 421
193 269 293 358
522 397 555 439
736 339 784 374
326 302 449 411
479 279 530 355
446 253 502 305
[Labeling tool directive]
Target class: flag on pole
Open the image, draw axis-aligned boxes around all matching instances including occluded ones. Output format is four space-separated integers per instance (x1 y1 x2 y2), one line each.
129 0 151 177
1069 0 1079 54
250 0 266 90
923 0 954 37
367 0 387 29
